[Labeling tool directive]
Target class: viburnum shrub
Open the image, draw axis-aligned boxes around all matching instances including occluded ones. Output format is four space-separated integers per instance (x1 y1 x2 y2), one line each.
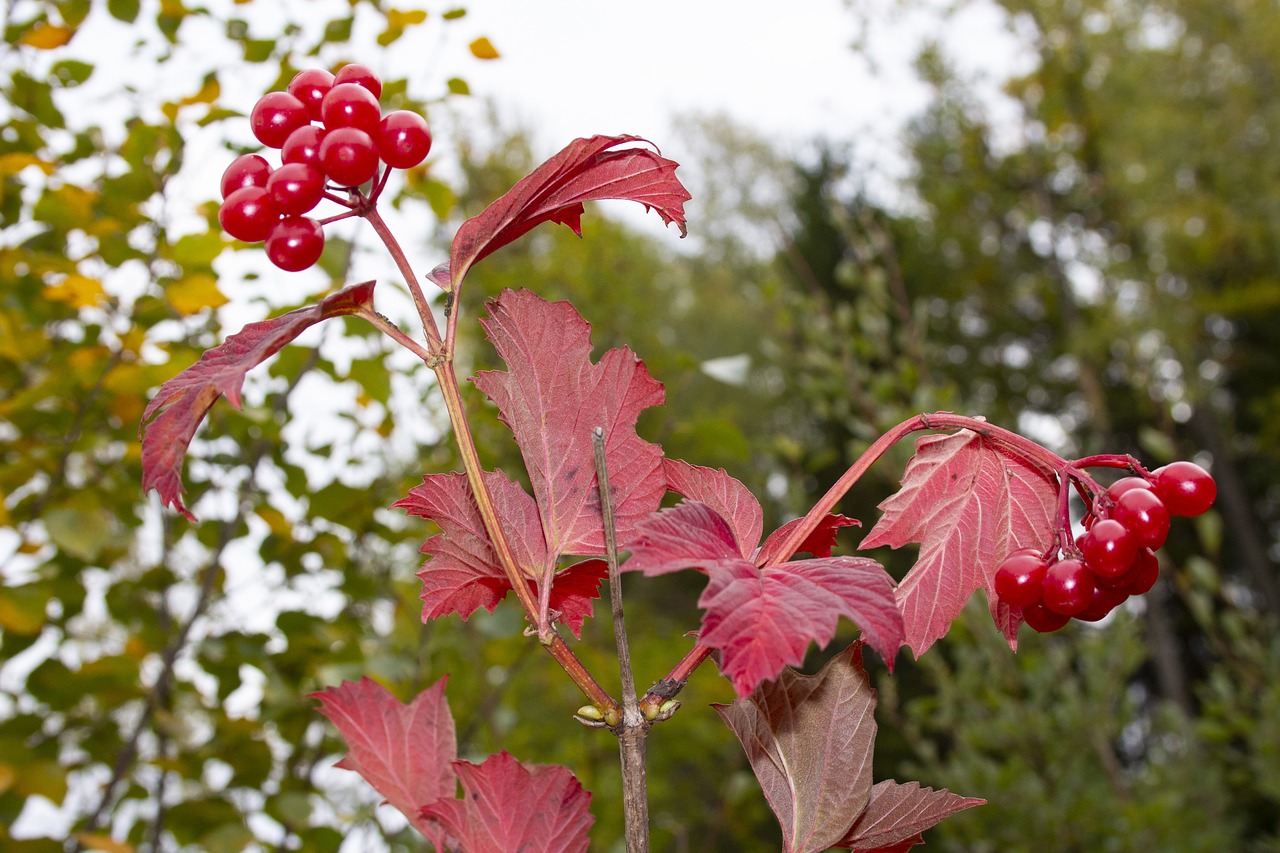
140 69 1218 852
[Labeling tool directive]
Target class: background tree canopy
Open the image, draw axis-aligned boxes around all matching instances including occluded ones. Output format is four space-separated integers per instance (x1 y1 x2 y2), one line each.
2 0 1278 850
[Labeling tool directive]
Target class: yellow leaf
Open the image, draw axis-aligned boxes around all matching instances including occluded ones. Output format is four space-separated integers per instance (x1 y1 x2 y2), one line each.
75 833 135 853
46 274 107 309
180 76 221 108
20 23 73 49
469 36 500 60
256 505 292 536
0 152 55 176
167 272 229 315
0 764 14 794
388 8 428 27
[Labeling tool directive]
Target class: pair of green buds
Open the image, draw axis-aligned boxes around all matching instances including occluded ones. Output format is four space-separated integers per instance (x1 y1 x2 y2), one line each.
575 700 681 728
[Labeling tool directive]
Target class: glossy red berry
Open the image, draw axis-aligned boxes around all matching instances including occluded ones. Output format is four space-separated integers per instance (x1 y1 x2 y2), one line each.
1079 519 1138 578
319 127 380 187
1075 586 1128 622
266 163 326 216
282 125 327 168
1152 461 1217 517
375 110 433 168
250 91 310 149
265 216 324 272
220 153 271 199
219 186 280 242
1107 476 1153 501
1112 488 1171 550
321 83 382 135
1042 558 1096 616
1022 602 1072 633
287 68 335 122
1115 548 1160 596
994 550 1048 608
334 63 382 99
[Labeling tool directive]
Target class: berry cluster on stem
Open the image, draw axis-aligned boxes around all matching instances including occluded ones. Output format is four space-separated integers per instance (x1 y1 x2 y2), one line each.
218 64 433 272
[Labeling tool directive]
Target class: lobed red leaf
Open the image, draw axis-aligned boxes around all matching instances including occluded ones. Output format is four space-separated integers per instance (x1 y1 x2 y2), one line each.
310 676 456 843
445 135 690 287
421 751 594 853
860 429 1057 657
663 458 763 559
714 642 878 853
757 512 862 566
473 290 666 559
836 781 985 851
139 280 376 520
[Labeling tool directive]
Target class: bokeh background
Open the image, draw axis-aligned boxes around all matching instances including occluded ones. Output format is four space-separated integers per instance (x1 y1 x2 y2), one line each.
2 0 1279 850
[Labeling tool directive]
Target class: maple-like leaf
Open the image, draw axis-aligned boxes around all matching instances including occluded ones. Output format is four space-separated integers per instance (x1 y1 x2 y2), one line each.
714 643 878 853
139 281 376 520
392 470 605 637
756 512 862 566
626 501 903 696
443 135 690 287
836 781 985 851
310 676 456 843
860 429 1058 657
421 751 594 853
472 290 666 559
662 459 763 558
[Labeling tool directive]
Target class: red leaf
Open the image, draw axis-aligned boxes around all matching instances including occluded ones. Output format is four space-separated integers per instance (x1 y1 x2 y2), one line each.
139 281 376 520
421 751 594 853
473 290 666 559
836 781 985 851
714 642 878 853
445 135 690 286
757 513 862 566
860 430 1057 657
663 459 763 559
393 470 603 637
311 676 455 842
627 502 903 696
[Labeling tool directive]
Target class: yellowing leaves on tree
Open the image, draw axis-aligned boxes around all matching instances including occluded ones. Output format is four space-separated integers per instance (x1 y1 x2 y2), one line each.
74 833 135 853
167 272 229 315
19 22 73 49
469 36 500 59
0 152 55 177
46 274 107 309
388 8 428 27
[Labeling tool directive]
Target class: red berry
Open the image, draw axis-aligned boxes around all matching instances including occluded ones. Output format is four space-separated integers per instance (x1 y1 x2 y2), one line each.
282 125 327 168
1042 558 1096 616
287 68 335 122
334 63 382 99
265 216 324 272
321 83 381 135
1115 548 1160 596
1112 488 1171 550
220 153 271 199
319 127 380 187
1107 476 1153 501
994 551 1048 608
266 163 326 216
250 91 310 149
1152 461 1217 517
375 110 433 169
1076 587 1128 622
1079 519 1138 578
1022 602 1071 633
219 186 280 242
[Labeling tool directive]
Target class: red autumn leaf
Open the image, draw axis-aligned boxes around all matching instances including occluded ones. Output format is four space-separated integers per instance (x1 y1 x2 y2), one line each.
139 281 376 520
626 501 903 696
756 512 862 566
662 458 763 558
836 781 985 851
310 676 456 843
473 289 666 559
860 429 1058 657
392 470 604 637
420 751 594 853
444 135 690 286
714 642 878 853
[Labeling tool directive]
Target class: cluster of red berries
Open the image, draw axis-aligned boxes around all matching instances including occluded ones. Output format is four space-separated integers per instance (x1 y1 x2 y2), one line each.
996 461 1217 633
217 64 433 272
